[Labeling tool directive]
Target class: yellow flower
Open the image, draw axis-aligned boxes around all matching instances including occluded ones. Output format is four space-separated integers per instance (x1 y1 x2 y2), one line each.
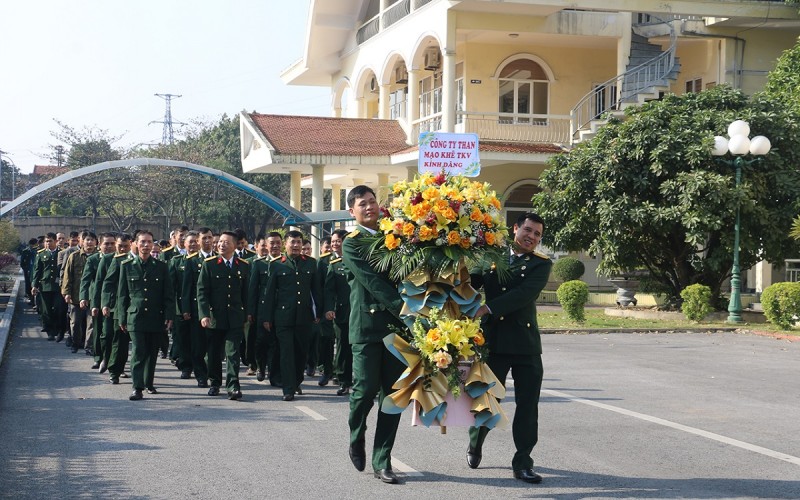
422 186 440 201
442 207 457 222
379 218 393 233
447 231 461 246
385 233 400 250
473 331 485 346
418 225 436 241
402 222 415 237
432 350 453 369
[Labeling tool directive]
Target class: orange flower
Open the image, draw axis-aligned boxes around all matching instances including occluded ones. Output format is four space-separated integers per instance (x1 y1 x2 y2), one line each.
411 201 431 219
447 231 461 246
442 207 457 221
473 331 485 346
385 233 400 250
485 232 496 245
426 328 441 343
470 208 483 222
402 222 416 237
490 197 501 210
422 186 440 201
483 213 494 227
460 237 471 249
418 225 436 241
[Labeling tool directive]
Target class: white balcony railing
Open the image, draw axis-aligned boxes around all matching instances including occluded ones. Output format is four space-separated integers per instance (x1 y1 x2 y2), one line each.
409 112 571 145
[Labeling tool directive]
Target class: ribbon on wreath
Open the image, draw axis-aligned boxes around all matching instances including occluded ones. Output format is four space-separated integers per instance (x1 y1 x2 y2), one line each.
380 333 508 429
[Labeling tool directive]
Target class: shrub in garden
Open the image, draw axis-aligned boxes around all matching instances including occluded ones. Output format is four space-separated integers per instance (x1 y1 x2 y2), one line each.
760 282 800 330
556 279 589 322
680 284 713 321
552 257 585 282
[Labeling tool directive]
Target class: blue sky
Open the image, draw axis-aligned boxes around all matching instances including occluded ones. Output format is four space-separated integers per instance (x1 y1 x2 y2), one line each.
0 0 330 173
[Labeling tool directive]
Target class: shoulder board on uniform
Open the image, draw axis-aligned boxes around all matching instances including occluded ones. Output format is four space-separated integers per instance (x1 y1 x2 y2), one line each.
237 258 250 265
532 251 550 260
204 256 217 262
114 253 128 258
320 252 331 258
330 257 342 264
162 245 174 252
186 252 198 259
37 248 47 253
269 256 281 262
346 229 360 239
121 257 134 265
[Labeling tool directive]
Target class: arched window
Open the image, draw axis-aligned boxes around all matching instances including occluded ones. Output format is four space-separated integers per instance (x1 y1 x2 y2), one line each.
498 59 550 125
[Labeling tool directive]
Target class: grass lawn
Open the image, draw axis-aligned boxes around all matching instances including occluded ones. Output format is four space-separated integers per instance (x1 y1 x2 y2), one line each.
537 308 800 335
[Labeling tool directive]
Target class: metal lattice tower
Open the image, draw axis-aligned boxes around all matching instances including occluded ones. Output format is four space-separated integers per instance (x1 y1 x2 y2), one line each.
151 93 186 145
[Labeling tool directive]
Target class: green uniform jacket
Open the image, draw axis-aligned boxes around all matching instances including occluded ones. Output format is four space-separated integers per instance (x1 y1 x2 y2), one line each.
94 252 117 310
324 256 351 326
159 245 178 262
103 253 134 314
471 251 552 355
180 253 204 317
261 254 321 327
21 246 36 273
169 253 190 316
197 255 249 330
247 256 271 319
341 226 404 344
117 256 175 332
79 251 102 306
32 248 59 292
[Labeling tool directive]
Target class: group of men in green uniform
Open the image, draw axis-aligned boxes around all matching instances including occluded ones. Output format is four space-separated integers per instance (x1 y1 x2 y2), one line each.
25 189 552 486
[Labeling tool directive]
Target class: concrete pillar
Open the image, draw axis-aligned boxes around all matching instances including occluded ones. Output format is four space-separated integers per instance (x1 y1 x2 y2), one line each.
379 0 389 30
407 165 417 181
377 172 390 205
311 165 325 256
331 183 342 211
290 170 302 210
755 260 773 294
379 83 391 120
407 69 421 141
441 10 457 132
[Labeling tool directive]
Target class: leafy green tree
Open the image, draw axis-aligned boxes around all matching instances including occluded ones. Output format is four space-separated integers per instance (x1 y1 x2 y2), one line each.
763 38 800 115
532 85 800 304
0 220 21 254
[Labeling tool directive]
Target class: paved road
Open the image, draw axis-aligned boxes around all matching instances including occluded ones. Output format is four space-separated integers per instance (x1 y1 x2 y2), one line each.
1 302 798 499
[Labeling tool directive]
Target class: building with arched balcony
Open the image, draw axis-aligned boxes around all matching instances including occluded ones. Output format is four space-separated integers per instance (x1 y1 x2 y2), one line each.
240 0 800 290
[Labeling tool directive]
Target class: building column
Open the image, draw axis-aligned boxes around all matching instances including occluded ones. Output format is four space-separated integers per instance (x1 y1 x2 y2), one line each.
441 10 457 132
755 260 773 294
379 0 390 30
330 183 342 211
407 69 421 142
406 165 417 181
311 165 325 256
377 173 390 205
290 170 302 210
379 83 391 119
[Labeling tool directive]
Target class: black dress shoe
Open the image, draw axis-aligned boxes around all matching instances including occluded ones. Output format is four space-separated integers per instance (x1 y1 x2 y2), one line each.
318 375 330 386
513 469 542 484
374 468 400 484
336 386 350 396
71 347 78 353
282 394 295 402
91 362 100 370
120 372 129 378
305 367 314 377
197 380 209 388
146 387 158 394
466 446 482 469
47 336 55 341
207 386 220 396
65 337 72 347
55 333 64 342
109 376 119 385
295 386 303 395
228 390 242 400
256 370 265 382
349 440 366 472
180 371 191 379
129 389 143 401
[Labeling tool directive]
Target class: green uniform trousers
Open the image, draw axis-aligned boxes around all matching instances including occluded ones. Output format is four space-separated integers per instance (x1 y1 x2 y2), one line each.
333 322 352 388
349 341 405 471
316 319 335 377
107 322 130 378
468 353 543 471
129 330 161 390
172 316 193 373
38 291 57 336
206 327 243 392
276 324 311 396
186 319 208 383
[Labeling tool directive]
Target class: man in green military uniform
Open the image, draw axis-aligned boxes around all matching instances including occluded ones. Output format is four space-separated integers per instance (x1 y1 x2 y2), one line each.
260 230 321 401
118 230 175 401
314 236 336 385
101 234 134 384
62 231 98 356
245 233 270 382
81 232 117 373
197 231 249 400
343 186 406 484
181 232 211 388
31 233 60 340
21 238 38 303
466 212 552 484
170 231 198 379
324 228 353 396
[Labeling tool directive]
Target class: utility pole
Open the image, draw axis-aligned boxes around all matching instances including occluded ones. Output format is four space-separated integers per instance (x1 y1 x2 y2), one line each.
150 93 186 145
54 145 65 167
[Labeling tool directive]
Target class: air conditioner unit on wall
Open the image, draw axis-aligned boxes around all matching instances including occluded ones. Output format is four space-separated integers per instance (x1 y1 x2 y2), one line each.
424 50 441 71
395 67 408 84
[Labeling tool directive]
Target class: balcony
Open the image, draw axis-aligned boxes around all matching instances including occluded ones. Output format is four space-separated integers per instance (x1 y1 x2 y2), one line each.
409 111 570 146
356 0 434 46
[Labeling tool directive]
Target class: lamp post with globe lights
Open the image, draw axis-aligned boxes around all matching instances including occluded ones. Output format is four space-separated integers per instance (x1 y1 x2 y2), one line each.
711 120 771 323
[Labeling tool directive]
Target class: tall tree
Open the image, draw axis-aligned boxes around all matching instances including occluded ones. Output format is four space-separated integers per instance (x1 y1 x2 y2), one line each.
532 85 800 304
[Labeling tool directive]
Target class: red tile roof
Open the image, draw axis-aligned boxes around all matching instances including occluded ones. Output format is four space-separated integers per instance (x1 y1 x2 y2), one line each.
32 165 68 176
248 113 410 156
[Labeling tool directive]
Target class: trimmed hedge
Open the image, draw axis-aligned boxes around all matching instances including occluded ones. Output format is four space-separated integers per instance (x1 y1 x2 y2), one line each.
761 282 800 330
552 257 585 282
557 280 589 322
680 284 713 321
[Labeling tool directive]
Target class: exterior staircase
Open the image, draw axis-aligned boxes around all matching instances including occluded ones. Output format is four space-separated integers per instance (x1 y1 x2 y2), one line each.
571 17 680 144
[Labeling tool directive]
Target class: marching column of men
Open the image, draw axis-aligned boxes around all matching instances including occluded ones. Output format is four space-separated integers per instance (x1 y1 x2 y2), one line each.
24 224 354 405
